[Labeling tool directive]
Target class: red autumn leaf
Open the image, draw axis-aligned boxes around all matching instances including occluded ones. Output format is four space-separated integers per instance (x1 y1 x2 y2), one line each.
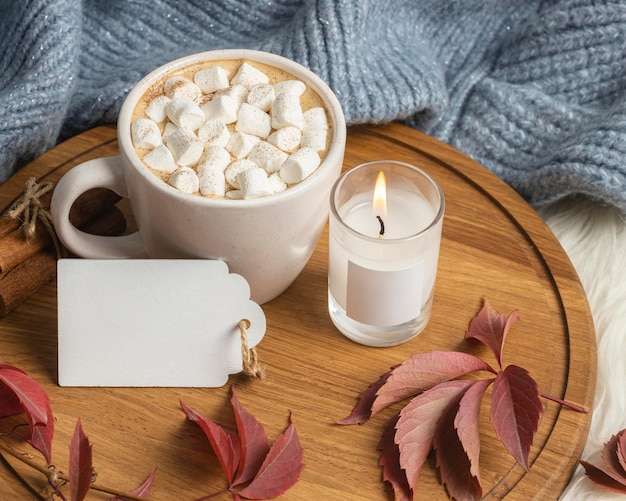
617 430 626 474
340 299 588 501
27 405 55 465
182 387 304 500
69 419 93 501
372 351 495 416
378 414 412 501
180 400 239 484
235 415 304 500
454 378 493 481
602 432 626 480
490 365 543 471
231 386 270 486
395 380 475 489
0 362 54 463
580 460 626 493
579 429 626 493
0 363 50 425
433 386 482 501
465 298 519 368
0 382 23 417
336 370 393 425
109 468 158 500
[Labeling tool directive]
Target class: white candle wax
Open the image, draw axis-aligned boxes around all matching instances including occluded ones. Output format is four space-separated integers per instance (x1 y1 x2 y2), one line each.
340 189 434 239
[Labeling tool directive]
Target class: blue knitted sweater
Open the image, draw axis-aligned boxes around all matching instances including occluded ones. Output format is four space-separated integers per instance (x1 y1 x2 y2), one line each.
1 0 626 214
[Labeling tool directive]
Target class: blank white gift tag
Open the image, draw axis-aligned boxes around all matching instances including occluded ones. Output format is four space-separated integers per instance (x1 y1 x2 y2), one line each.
57 259 266 387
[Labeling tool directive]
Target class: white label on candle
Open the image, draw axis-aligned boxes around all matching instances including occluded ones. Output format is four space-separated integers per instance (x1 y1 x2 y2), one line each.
346 260 424 327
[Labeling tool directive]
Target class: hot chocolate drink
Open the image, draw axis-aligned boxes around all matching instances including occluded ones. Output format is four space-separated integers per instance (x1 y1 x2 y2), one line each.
131 59 332 200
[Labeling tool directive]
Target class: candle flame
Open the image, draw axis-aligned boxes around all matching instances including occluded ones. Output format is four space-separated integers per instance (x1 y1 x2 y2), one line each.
373 171 387 218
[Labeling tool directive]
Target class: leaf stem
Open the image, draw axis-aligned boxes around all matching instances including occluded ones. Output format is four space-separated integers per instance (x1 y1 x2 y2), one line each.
540 392 589 413
0 441 151 501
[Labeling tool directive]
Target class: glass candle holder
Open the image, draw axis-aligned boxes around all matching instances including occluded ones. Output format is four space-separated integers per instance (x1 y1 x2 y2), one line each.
328 160 445 347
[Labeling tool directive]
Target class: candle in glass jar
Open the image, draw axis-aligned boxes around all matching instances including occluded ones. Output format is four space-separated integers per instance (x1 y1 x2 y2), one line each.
328 160 444 347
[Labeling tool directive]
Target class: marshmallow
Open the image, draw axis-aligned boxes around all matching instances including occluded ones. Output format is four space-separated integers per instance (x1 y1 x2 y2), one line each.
142 144 178 173
247 141 288 173
225 159 257 189
271 92 304 130
197 118 230 147
273 79 306 97
226 132 260 159
131 119 162 149
279 147 321 184
197 146 231 173
231 62 269 90
145 95 171 123
238 166 273 199
164 76 202 102
220 85 248 107
168 166 200 193
236 103 271 139
266 153 289 174
193 66 230 94
162 121 178 142
166 128 204 166
225 189 243 200
267 126 301 153
246 83 275 111
201 94 239 124
301 107 329 152
166 98 205 131
268 172 287 194
198 167 227 197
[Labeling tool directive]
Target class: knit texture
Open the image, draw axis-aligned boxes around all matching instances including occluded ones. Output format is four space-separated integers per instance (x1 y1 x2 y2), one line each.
1 0 626 214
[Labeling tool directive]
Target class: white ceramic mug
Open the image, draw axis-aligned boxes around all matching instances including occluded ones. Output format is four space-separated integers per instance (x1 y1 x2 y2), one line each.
51 49 346 304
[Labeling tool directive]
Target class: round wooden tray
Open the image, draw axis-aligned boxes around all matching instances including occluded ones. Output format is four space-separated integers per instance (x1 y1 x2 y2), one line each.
0 123 595 500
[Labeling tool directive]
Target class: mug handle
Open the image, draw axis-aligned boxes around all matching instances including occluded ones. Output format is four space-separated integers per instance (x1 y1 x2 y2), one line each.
50 156 148 258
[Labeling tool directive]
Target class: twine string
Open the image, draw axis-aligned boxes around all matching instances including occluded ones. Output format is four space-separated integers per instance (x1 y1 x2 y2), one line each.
239 319 265 380
4 177 63 257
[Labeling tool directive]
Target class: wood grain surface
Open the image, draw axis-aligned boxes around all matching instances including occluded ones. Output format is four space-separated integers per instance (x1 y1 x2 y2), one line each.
0 123 596 500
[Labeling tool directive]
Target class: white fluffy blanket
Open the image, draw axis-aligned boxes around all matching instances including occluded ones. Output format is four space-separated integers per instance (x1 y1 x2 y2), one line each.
540 200 626 500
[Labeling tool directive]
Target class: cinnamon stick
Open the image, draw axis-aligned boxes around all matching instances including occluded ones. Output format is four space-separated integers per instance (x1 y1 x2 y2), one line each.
0 188 121 274
0 206 127 317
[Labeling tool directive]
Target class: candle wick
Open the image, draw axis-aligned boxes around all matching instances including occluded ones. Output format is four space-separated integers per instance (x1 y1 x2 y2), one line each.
376 215 385 236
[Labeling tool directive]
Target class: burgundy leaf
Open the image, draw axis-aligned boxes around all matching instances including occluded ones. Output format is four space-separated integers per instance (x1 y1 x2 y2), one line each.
27 404 54 465
601 432 626 481
378 414 412 501
0 363 54 463
490 365 542 471
433 387 482 501
180 400 239 484
235 415 304 499
109 469 158 500
230 386 270 487
454 378 493 481
0 363 50 425
465 299 519 368
69 419 93 501
395 380 475 489
372 351 495 416
617 430 626 475
580 460 626 493
337 370 393 425
0 383 23 417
